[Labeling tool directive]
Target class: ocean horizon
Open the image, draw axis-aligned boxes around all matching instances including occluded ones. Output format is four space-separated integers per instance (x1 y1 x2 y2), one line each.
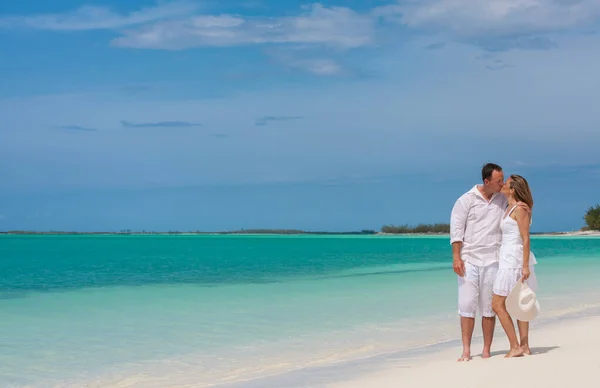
2 234 599 387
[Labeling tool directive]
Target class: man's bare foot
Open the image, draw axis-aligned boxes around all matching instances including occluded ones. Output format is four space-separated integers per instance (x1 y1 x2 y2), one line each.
457 352 472 362
505 348 524 358
481 349 492 359
521 345 531 355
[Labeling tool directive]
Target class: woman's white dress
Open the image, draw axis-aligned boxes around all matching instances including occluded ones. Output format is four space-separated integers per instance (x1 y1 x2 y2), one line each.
493 205 538 297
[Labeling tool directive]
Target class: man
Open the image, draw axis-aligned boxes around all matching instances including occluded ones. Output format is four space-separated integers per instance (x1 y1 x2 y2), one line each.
450 163 507 362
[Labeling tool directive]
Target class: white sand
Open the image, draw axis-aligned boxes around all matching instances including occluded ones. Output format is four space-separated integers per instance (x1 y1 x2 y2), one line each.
536 230 600 237
329 316 600 388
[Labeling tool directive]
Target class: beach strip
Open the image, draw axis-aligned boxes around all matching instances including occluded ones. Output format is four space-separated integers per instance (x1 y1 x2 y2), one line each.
328 315 600 388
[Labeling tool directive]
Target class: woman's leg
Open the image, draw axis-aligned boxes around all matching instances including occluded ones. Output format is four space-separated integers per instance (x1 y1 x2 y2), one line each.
492 294 524 357
517 320 531 355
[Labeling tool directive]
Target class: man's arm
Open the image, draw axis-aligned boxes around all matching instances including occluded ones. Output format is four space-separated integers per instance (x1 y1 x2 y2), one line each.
450 195 469 277
516 201 531 215
452 241 464 276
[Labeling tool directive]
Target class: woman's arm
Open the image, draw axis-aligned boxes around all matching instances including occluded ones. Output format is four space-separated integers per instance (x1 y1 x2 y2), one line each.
514 207 531 280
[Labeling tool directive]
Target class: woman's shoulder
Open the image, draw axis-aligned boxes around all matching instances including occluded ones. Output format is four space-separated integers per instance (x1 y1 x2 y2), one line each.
511 205 531 221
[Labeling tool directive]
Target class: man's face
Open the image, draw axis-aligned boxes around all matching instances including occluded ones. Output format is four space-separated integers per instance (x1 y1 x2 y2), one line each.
486 170 505 193
501 177 513 197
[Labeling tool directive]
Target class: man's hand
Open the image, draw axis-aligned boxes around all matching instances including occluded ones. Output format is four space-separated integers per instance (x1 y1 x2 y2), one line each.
516 201 531 215
453 258 465 277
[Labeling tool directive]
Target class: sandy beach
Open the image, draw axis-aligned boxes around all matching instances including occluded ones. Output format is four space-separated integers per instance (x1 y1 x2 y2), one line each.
329 315 600 388
534 230 600 237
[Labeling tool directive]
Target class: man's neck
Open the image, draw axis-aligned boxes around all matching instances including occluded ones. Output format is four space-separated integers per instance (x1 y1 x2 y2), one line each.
477 185 495 201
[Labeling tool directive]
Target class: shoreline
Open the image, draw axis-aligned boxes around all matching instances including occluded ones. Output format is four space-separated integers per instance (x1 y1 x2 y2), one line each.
216 305 600 388
329 314 600 388
533 230 600 236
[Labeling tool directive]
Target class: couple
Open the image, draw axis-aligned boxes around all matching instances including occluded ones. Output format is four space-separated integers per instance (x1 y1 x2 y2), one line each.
450 163 538 361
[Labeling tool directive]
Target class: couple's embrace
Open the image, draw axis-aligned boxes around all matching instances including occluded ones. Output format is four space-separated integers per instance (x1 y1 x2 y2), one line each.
450 163 538 361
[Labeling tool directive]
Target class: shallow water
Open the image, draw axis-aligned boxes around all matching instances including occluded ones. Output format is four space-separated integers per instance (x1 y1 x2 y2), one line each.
1 235 599 387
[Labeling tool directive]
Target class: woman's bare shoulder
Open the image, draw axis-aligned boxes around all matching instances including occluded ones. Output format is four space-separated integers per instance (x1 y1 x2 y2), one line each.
512 206 530 221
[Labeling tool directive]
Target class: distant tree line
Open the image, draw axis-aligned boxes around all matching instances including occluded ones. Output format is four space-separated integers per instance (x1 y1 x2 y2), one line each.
0 229 379 235
224 229 377 235
4 207 599 233
380 223 450 234
584 204 600 231
3 226 453 235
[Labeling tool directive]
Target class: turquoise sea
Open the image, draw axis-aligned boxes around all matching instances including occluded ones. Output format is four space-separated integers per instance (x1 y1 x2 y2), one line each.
1 235 600 387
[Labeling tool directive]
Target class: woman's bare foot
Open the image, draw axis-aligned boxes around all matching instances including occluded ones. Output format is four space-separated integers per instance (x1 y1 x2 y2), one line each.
521 345 531 355
481 349 492 359
505 347 524 358
457 352 472 362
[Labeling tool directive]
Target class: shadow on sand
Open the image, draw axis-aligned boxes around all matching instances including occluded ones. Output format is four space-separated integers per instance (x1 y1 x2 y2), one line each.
477 346 560 358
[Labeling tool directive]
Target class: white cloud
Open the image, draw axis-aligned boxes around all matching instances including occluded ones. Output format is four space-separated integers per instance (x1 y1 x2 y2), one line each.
2 1 599 50
379 0 600 38
288 58 342 76
0 2 374 75
111 4 374 50
0 1 198 31
0 2 373 50
265 45 345 75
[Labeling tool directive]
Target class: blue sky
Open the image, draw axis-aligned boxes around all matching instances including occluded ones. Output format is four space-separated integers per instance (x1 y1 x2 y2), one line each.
1 0 599 232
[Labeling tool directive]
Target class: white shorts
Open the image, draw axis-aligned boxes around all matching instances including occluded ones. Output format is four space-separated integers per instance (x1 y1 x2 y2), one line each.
493 266 538 297
458 261 498 318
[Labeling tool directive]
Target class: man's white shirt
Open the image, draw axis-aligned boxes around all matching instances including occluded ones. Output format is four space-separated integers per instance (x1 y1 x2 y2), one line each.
450 185 507 267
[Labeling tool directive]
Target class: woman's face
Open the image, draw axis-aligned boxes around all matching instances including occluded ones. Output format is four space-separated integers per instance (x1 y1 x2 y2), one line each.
501 177 513 198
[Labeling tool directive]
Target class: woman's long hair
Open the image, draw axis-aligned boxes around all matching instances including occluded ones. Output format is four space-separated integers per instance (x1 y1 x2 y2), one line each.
509 174 534 210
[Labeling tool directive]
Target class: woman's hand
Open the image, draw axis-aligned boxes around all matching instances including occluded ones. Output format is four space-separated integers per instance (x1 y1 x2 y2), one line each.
521 266 531 281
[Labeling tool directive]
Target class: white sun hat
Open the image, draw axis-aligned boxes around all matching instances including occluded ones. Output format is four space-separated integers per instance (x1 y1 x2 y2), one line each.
506 279 540 322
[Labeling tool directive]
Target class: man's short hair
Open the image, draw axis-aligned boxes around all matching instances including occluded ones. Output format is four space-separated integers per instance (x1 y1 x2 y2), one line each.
481 163 502 182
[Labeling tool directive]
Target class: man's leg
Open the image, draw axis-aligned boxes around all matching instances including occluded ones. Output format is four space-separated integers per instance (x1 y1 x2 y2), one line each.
459 316 475 361
480 263 499 359
457 262 478 362
481 316 495 358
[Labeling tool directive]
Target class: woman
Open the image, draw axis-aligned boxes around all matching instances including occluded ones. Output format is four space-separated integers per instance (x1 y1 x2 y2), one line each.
492 174 538 358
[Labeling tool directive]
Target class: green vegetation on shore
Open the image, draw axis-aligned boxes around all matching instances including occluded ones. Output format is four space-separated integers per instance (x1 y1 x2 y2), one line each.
0 229 379 235
584 204 600 231
380 224 450 234
1 225 451 235
3 205 598 235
